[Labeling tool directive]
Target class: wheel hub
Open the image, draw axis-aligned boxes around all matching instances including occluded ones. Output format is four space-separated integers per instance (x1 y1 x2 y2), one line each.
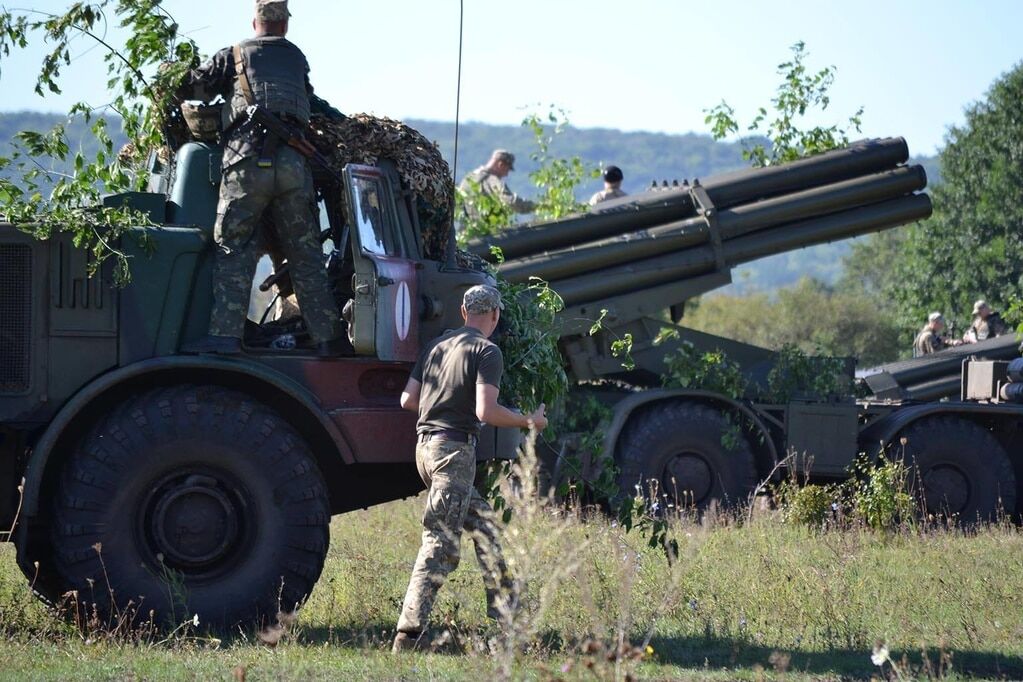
146 472 244 572
662 453 713 504
922 464 970 515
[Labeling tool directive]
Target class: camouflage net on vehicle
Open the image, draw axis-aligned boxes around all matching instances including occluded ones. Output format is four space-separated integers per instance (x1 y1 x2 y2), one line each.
307 113 455 262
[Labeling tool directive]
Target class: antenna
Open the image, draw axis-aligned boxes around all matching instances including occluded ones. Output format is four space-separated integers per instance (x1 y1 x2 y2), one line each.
446 0 465 267
452 0 465 182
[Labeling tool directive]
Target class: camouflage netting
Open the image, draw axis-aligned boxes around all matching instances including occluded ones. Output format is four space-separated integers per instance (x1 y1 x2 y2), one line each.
307 113 455 261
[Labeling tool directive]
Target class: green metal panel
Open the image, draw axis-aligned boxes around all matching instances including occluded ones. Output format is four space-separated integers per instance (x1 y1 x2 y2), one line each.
786 403 860 476
166 142 223 233
119 226 210 364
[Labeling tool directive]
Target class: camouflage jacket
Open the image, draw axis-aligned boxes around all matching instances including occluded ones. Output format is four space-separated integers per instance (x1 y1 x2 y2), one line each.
912 327 946 357
176 40 315 167
459 167 535 216
969 313 1009 341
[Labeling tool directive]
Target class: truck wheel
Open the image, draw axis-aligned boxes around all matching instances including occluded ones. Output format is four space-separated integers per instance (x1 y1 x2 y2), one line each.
616 402 757 510
897 417 1017 521
52 385 330 628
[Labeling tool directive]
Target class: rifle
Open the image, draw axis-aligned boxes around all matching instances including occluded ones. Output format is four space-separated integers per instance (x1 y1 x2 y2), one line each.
245 104 350 294
245 104 337 178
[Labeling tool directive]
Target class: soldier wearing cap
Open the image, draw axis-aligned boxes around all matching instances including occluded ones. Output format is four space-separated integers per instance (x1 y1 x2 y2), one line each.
392 284 548 653
176 0 345 355
963 299 1009 343
458 149 536 224
589 165 627 205
913 312 961 356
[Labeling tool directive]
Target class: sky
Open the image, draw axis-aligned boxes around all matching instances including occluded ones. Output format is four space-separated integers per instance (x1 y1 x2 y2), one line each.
1 0 1021 156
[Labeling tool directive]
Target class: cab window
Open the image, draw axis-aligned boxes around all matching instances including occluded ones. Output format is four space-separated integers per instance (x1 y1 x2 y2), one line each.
349 173 409 257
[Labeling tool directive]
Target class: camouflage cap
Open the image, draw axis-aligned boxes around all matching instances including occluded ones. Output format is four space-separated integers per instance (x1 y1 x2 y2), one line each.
972 299 989 315
491 149 516 170
463 284 504 315
255 0 290 21
928 312 944 324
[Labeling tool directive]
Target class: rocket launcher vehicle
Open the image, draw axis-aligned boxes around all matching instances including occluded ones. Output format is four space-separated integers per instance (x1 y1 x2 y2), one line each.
468 137 930 307
465 137 934 390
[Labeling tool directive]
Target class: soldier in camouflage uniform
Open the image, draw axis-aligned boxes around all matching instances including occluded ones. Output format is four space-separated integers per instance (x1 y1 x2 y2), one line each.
913 312 960 357
458 150 536 222
392 285 548 653
177 0 343 354
964 299 1009 343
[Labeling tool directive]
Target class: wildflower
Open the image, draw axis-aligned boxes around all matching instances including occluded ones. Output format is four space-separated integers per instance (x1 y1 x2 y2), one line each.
645 644 654 656
870 644 890 666
650 501 660 513
688 598 698 612
192 614 200 627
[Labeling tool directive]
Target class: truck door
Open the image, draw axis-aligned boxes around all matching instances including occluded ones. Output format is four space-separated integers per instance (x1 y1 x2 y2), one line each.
343 164 419 361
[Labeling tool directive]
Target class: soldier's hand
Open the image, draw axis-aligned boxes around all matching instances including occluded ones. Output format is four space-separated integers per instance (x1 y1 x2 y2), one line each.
526 403 548 431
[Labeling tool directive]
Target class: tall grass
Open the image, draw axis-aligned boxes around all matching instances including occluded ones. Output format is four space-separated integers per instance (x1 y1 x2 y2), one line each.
1 442 1022 679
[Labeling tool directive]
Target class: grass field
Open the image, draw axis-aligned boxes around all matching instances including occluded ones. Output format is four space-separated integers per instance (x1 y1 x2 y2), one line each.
2 477 1023 681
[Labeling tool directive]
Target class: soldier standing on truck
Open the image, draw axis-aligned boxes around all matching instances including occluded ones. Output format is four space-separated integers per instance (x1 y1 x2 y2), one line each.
913 312 961 356
392 285 548 653
963 299 1009 343
459 149 536 223
176 0 345 355
589 165 627 205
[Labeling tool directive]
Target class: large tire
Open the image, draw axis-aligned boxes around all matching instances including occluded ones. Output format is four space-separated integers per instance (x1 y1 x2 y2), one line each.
52 385 330 628
897 417 1017 522
616 402 757 510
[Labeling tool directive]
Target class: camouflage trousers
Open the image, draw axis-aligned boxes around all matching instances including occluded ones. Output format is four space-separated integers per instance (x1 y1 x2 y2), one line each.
396 438 512 635
209 147 341 342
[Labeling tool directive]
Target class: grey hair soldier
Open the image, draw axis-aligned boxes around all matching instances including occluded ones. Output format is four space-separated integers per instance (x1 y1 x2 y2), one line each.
392 285 548 653
458 149 536 222
588 165 627 205
177 0 345 355
913 312 961 357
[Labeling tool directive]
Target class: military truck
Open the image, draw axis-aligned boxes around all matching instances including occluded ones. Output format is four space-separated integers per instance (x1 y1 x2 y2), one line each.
0 138 515 627
466 137 1021 522
0 134 1013 630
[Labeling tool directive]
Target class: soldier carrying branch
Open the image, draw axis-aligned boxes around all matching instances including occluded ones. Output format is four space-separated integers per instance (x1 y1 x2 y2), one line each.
392 285 548 653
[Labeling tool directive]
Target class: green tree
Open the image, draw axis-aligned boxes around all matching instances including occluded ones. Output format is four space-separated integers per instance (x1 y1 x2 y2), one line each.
0 1 197 280
704 41 863 167
886 62 1023 341
684 277 902 366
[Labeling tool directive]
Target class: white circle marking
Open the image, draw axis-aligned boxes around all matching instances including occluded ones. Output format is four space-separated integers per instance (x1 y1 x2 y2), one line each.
395 280 411 341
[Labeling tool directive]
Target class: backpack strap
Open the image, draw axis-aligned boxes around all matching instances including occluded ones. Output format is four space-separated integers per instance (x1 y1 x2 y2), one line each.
232 44 255 105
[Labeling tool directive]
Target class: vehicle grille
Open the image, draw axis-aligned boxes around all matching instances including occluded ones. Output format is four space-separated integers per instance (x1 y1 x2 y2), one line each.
0 244 31 393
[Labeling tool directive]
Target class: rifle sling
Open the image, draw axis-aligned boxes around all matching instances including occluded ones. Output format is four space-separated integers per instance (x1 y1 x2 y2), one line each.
232 44 256 106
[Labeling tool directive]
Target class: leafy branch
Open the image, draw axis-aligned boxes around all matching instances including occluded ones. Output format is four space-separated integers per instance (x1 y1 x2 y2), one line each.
0 0 199 281
704 41 863 167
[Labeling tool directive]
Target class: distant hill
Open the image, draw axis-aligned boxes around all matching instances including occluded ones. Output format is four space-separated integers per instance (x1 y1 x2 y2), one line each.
0 111 939 294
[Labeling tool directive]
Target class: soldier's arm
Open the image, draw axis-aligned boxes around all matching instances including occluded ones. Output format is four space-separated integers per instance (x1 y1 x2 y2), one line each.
400 378 421 411
176 47 233 102
487 176 535 214
475 384 547 430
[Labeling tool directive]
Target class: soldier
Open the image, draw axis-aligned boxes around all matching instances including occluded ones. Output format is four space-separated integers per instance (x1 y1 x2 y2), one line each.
459 149 536 222
392 285 548 653
913 312 960 357
177 0 344 355
588 165 627 205
963 299 1009 343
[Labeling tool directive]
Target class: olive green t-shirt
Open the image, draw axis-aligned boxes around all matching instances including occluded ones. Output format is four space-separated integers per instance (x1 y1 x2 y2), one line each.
411 326 504 436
